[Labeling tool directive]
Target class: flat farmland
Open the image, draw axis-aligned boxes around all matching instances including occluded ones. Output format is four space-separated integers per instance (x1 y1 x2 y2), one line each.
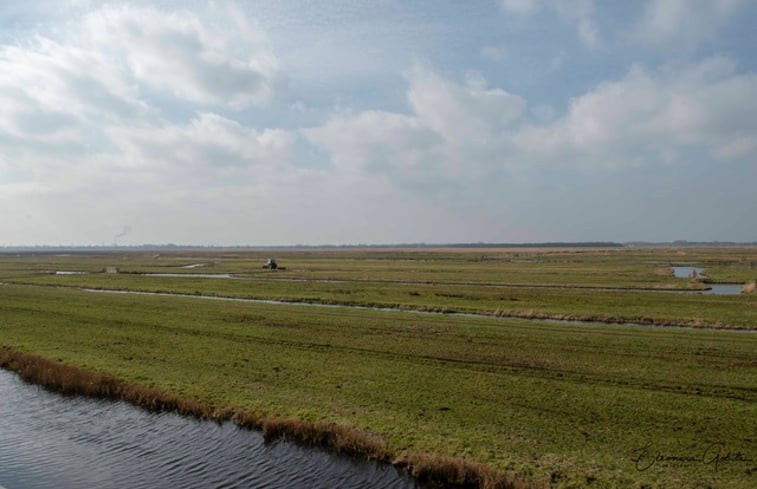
1 247 755 488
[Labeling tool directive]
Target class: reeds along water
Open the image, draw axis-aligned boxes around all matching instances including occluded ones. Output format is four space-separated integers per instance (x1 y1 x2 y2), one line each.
0 367 415 489
0 347 537 489
395 453 539 489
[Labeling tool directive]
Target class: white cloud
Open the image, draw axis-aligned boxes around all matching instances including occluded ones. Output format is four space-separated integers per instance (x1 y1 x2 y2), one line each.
108 113 294 174
303 110 439 173
0 110 298 245
305 66 526 183
501 0 601 49
0 3 281 177
77 5 278 108
0 3 291 246
406 66 526 143
512 56 757 167
0 37 147 139
631 0 747 50
0 4 277 125
308 57 757 199
2 3 755 245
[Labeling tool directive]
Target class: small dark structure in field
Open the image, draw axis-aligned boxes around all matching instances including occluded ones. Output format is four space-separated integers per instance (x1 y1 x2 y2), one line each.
263 258 278 270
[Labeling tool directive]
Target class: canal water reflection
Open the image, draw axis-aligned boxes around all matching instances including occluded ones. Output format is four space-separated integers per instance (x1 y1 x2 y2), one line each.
0 370 418 489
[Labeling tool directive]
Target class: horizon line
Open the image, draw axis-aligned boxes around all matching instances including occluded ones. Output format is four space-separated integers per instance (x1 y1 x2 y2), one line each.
2 240 757 251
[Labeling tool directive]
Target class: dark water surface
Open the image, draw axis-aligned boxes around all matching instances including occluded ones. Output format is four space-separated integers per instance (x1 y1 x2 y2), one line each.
0 370 418 489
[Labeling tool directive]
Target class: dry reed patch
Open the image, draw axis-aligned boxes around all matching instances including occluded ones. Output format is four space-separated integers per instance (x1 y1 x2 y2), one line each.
395 452 540 489
260 417 391 460
742 280 757 294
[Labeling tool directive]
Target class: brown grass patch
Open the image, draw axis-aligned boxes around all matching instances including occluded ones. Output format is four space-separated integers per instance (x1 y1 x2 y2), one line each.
742 280 757 294
488 307 751 330
260 417 390 460
395 452 542 489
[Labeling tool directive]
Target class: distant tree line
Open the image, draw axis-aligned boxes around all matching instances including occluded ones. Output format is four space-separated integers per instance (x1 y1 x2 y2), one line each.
4 241 757 253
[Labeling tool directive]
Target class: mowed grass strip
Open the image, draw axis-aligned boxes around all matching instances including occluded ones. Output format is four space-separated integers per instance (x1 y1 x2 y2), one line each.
1 284 754 488
11 271 757 329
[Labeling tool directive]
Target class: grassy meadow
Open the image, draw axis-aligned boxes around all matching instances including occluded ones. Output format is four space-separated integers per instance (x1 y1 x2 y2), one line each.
0 247 755 488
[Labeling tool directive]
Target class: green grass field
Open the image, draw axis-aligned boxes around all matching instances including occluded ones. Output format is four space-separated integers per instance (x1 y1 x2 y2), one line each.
6 254 757 329
1 247 755 488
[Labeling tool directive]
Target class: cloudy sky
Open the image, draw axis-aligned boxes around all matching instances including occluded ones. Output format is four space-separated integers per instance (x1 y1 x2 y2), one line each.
1 0 756 245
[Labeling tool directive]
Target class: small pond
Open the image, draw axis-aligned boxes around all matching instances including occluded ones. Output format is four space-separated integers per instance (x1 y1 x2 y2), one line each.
671 267 742 295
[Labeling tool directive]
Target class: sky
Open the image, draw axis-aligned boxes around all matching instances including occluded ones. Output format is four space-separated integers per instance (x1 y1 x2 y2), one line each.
1 0 756 246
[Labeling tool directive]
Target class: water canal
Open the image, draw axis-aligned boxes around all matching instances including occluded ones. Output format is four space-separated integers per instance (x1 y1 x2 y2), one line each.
0 370 418 489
